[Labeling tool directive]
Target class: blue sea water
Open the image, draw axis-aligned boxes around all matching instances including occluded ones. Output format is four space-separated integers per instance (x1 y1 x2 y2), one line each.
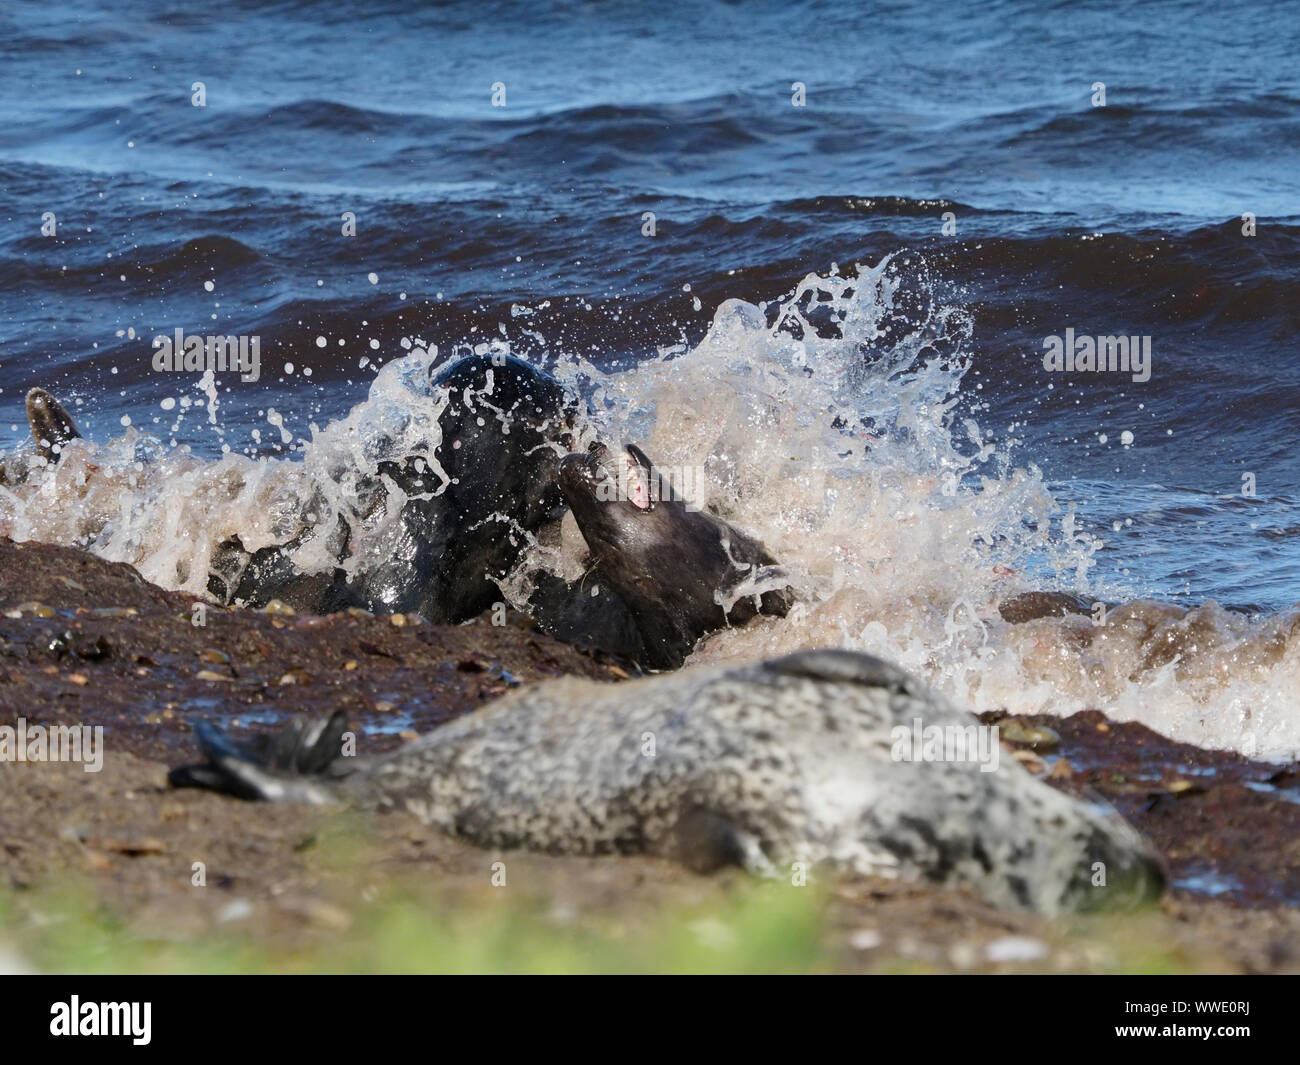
1 0 1299 609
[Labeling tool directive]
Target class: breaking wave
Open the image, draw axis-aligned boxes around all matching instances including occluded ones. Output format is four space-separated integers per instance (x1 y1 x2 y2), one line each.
3 257 1299 759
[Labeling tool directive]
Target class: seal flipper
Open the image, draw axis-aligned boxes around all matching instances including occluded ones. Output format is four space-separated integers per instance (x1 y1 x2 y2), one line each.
26 388 81 464
656 807 775 875
169 711 350 803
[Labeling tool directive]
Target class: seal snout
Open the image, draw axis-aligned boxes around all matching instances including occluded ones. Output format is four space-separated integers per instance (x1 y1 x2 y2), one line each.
558 441 656 512
558 449 604 490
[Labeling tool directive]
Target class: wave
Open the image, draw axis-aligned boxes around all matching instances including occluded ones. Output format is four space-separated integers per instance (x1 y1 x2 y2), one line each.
5 257 1300 760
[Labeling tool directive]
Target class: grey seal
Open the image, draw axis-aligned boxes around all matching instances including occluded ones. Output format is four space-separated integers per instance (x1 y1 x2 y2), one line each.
550 442 794 669
170 648 1164 913
0 388 83 484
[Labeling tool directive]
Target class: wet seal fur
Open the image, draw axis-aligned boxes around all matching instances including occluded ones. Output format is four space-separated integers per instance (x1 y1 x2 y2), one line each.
550 442 793 669
211 353 575 620
4 373 794 667
0 388 83 484
170 648 1164 914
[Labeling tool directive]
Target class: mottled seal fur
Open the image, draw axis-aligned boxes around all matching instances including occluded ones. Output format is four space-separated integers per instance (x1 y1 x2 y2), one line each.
171 648 1163 913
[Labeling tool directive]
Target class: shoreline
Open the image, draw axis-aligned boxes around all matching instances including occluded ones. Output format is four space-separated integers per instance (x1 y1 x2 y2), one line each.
1 536 1298 972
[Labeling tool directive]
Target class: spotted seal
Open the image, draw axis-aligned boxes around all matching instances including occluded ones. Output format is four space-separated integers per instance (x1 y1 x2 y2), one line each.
170 648 1164 913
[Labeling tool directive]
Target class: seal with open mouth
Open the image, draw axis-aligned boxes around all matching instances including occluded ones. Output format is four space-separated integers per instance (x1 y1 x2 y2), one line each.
170 648 1165 914
553 441 794 669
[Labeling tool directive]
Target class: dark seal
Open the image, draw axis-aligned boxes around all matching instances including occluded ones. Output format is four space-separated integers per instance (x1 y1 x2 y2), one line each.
214 353 574 621
552 441 793 669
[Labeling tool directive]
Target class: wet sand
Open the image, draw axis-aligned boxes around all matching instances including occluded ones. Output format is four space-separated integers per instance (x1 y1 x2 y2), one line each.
2 537 1299 973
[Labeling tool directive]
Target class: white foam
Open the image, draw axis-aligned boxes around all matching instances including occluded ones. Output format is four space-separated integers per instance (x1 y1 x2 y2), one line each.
3 262 1298 759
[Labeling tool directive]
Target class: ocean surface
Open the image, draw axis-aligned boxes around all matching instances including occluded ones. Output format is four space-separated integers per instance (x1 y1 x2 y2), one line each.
2 0 1300 756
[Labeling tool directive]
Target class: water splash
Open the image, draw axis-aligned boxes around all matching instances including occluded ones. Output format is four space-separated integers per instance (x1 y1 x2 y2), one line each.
3 259 1299 759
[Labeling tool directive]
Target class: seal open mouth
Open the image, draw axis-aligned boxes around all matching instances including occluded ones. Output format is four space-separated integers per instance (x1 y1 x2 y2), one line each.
618 444 654 510
558 442 656 512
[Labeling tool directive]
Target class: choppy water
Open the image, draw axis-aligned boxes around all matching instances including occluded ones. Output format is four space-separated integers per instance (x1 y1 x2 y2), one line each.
2 0 1299 757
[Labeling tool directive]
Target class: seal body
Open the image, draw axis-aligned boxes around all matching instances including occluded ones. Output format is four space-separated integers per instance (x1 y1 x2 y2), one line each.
171 649 1164 914
210 353 574 620
554 443 793 669
351 353 571 622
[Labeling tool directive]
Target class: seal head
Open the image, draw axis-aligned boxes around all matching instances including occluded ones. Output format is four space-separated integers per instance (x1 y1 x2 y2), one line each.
353 353 574 622
26 388 81 464
558 442 793 669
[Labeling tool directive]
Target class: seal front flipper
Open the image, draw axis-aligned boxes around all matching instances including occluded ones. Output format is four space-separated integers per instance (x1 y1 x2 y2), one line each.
169 711 351 803
26 388 81 464
655 807 775 875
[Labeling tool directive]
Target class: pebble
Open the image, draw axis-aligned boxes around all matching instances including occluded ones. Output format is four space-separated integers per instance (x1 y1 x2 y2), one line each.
7 601 54 619
217 899 255 924
1011 749 1049 774
94 836 168 856
278 669 311 686
848 928 882 951
261 600 295 616
198 649 230 665
274 897 352 932
998 719 1061 749
1048 757 1074 780
196 669 232 682
984 935 1049 963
